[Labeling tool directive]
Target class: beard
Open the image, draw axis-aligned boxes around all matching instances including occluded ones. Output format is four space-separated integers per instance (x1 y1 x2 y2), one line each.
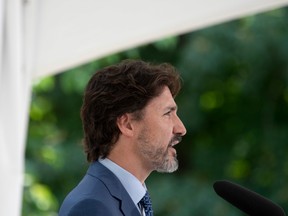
137 130 181 173
155 148 179 173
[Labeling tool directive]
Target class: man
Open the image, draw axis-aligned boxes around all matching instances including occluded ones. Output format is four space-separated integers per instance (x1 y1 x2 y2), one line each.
59 59 186 216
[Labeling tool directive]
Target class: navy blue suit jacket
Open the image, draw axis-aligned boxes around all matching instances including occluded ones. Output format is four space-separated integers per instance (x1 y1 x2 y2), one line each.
59 161 141 216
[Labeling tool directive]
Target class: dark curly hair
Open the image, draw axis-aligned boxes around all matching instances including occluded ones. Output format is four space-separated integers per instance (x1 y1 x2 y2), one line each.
81 59 182 162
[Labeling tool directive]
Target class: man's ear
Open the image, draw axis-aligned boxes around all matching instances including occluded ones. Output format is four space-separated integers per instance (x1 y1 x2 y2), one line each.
117 113 134 137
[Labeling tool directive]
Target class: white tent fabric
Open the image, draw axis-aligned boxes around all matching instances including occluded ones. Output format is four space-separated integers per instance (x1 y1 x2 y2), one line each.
31 0 288 79
0 0 32 216
1 0 288 215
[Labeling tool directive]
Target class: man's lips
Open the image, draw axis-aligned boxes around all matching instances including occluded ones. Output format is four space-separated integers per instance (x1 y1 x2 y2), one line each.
168 136 182 147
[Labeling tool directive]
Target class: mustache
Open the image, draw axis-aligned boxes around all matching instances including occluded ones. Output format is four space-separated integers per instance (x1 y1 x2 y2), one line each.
169 135 182 145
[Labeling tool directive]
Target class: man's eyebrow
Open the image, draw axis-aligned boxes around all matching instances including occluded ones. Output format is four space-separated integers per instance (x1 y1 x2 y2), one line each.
165 105 178 112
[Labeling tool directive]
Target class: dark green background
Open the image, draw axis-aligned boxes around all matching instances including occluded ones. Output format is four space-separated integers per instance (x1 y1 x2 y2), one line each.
23 7 288 216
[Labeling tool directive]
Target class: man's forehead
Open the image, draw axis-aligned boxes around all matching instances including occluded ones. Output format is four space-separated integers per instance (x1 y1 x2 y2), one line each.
145 87 176 109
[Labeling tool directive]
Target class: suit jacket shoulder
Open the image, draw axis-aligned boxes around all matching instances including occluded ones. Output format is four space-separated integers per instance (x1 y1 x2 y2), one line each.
59 161 140 216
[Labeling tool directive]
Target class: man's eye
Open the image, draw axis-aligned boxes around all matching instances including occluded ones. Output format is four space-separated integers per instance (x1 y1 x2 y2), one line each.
164 111 172 116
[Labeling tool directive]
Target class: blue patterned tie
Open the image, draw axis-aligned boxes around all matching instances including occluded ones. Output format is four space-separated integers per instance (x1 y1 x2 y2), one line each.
139 191 153 216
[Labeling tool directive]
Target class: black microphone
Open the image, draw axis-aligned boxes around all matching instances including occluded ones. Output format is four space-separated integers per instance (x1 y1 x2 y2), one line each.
213 180 286 216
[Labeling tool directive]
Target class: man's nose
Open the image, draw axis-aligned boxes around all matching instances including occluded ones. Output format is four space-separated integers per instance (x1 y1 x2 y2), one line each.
174 115 186 136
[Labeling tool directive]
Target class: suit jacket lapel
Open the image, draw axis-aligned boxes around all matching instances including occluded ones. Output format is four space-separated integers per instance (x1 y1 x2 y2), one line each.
87 161 141 216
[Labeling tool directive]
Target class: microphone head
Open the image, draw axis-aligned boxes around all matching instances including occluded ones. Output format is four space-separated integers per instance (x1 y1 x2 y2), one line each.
213 180 286 216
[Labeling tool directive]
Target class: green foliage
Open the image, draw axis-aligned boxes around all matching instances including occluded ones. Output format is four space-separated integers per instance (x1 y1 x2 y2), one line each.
24 7 288 216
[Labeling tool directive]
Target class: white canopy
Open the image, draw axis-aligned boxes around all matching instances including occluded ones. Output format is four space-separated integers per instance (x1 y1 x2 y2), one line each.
1 0 288 215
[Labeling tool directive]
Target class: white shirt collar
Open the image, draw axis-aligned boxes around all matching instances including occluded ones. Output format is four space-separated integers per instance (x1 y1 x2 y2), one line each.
99 158 146 206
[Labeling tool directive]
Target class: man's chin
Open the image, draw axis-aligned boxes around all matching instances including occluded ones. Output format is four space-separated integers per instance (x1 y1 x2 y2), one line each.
156 158 178 173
